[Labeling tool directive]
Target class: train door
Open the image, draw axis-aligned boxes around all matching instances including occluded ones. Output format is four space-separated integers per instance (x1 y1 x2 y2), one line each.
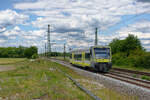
90 47 95 68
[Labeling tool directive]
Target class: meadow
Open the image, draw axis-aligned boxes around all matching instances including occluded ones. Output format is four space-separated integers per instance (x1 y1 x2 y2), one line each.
0 58 138 100
0 58 27 65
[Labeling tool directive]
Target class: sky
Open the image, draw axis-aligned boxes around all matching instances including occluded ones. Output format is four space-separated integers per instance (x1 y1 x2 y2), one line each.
0 0 150 53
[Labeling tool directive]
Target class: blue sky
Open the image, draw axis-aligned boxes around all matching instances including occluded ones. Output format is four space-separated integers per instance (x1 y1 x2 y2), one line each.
0 0 13 10
0 0 150 52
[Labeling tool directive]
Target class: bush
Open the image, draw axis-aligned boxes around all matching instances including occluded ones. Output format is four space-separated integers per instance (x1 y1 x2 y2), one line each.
112 50 150 69
110 34 149 69
112 52 129 66
24 46 38 58
32 53 39 59
132 52 150 68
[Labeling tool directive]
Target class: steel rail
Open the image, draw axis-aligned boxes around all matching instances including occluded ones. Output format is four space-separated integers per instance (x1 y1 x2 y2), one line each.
109 72 150 84
104 73 150 89
62 71 101 100
112 68 150 76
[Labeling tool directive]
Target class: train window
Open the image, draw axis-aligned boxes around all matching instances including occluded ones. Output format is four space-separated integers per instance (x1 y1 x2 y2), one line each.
94 48 110 59
74 54 82 61
85 53 90 60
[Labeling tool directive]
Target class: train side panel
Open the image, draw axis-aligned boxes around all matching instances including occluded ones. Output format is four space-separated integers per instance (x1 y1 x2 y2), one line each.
70 51 90 67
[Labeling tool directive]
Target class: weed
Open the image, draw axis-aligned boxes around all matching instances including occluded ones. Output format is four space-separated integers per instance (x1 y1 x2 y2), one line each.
141 75 150 81
132 74 137 78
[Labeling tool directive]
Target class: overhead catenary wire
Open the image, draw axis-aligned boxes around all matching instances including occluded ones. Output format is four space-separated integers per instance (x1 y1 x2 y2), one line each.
106 11 148 35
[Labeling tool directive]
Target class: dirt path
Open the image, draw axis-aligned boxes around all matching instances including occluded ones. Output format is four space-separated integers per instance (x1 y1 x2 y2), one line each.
0 65 15 72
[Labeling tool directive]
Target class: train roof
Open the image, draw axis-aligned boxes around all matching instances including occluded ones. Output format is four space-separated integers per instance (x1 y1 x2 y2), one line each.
70 45 110 53
71 48 89 53
91 45 110 48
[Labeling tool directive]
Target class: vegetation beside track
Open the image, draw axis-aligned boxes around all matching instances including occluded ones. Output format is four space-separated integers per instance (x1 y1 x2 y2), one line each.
0 58 138 100
113 65 150 73
110 34 150 70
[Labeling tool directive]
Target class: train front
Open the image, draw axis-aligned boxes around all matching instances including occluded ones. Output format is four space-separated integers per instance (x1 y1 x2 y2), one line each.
91 46 112 72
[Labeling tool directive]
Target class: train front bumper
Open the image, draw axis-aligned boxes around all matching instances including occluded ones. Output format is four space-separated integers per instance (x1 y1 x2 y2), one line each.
94 61 112 72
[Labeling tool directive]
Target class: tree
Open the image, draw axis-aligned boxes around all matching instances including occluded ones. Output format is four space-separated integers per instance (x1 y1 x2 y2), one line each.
109 34 143 56
109 38 124 54
24 46 38 58
123 34 143 56
0 46 38 58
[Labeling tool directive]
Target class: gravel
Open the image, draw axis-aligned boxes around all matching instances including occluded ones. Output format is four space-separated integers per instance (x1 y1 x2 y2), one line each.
53 60 150 100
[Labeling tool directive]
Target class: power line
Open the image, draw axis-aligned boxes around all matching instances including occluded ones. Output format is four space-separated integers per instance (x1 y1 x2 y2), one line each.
106 12 148 35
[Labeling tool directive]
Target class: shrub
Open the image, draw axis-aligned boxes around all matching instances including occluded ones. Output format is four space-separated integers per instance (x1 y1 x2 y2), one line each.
112 50 150 69
133 52 150 68
32 53 39 59
141 75 150 81
112 52 129 66
110 34 149 69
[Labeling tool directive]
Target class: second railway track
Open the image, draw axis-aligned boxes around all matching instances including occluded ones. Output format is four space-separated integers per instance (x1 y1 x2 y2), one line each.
112 68 150 76
104 72 150 89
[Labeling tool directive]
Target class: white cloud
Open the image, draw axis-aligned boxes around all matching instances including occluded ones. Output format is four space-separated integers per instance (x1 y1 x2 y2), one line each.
116 20 150 50
11 0 150 52
0 27 6 32
0 9 29 29
0 39 6 43
30 30 45 36
118 20 150 39
14 0 49 10
14 0 150 32
3 26 22 36
14 26 21 31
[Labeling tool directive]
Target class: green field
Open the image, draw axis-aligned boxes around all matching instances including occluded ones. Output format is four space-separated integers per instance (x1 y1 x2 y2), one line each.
0 58 27 65
0 58 138 100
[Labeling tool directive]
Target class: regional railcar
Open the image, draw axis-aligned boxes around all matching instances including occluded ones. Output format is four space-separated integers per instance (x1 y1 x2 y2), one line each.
70 46 112 72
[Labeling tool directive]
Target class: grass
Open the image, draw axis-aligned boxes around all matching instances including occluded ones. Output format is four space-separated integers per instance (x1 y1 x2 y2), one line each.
0 58 27 65
52 56 70 62
52 60 138 100
0 58 138 100
113 65 150 73
0 59 91 100
141 75 150 81
132 74 137 78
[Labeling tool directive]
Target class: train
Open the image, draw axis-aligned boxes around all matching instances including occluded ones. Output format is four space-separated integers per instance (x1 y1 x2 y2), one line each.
69 45 112 72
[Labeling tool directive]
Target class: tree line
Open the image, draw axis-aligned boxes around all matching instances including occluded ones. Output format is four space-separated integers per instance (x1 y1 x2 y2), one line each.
109 34 150 68
0 46 38 58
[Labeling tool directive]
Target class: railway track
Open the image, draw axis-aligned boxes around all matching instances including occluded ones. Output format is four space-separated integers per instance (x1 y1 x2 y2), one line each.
112 68 150 76
51 58 150 90
104 72 150 89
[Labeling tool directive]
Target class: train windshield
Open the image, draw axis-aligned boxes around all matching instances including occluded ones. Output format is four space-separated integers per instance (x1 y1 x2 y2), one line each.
94 48 110 59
